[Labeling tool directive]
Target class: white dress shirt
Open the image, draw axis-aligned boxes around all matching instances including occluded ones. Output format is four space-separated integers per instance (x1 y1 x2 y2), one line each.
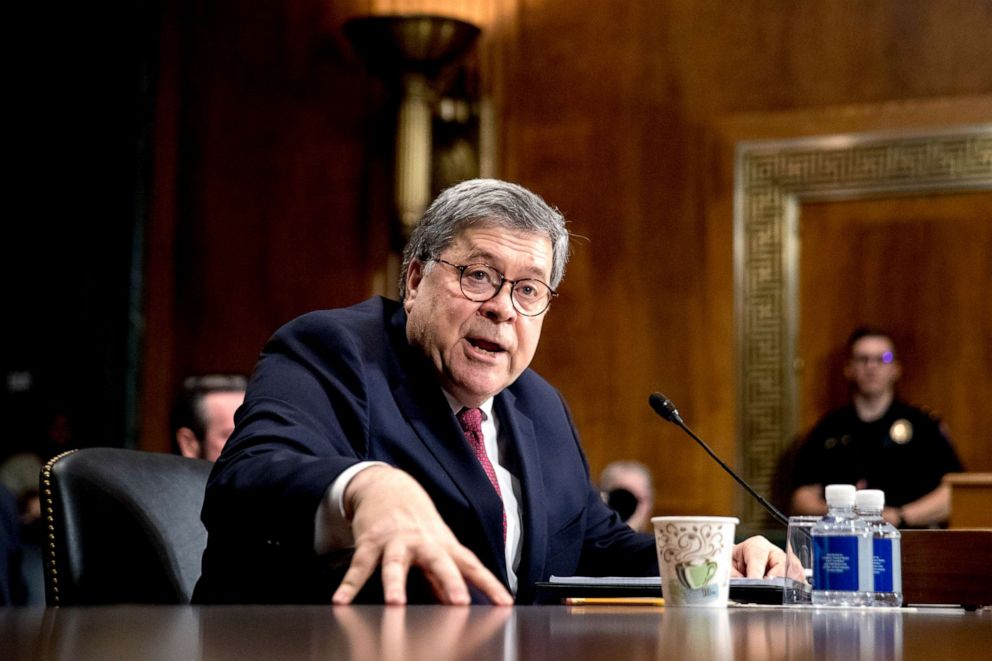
314 391 523 594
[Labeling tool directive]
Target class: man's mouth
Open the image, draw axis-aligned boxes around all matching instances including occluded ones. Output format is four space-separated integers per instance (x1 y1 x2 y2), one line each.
467 337 505 354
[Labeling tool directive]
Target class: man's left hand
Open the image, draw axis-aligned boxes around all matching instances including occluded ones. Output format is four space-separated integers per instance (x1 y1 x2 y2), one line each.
730 535 796 579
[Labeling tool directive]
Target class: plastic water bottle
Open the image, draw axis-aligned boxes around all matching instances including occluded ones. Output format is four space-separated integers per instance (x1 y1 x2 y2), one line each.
855 489 903 607
811 484 873 606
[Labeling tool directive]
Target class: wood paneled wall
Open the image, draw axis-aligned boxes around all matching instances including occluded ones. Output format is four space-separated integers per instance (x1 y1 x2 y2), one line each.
141 0 992 524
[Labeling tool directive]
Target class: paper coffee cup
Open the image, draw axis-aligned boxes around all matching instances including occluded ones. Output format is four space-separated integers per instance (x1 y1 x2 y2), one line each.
652 516 739 607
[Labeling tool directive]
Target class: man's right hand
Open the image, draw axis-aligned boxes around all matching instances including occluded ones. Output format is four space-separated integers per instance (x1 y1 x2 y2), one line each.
330 465 513 606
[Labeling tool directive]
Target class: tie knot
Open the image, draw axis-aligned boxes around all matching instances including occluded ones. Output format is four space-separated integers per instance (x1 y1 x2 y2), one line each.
457 407 484 438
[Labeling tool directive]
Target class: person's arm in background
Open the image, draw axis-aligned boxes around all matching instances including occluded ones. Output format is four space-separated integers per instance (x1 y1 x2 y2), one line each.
885 483 950 528
889 414 964 528
791 484 827 516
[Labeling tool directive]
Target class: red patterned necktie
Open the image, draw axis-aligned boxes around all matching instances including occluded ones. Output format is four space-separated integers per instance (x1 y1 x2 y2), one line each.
457 407 507 544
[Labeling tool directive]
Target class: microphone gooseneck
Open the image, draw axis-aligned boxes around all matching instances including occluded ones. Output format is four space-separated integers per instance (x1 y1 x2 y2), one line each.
648 392 790 527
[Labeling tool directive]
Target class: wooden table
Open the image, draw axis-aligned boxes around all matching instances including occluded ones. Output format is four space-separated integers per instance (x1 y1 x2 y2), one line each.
2 604 990 660
944 473 992 528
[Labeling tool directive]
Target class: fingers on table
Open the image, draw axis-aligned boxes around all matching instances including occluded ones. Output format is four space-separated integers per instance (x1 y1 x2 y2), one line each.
332 536 511 606
451 546 513 606
763 547 789 579
742 539 775 579
332 540 386 604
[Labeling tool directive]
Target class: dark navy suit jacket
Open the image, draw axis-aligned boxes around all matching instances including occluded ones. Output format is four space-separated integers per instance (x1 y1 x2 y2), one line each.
194 297 656 604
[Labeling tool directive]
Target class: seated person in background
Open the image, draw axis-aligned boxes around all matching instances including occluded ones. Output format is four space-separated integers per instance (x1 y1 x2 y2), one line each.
194 179 788 607
599 460 654 532
790 326 963 528
171 375 247 462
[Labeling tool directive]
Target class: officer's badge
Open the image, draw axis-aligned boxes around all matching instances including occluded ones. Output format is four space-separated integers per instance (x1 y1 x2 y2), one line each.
890 419 913 444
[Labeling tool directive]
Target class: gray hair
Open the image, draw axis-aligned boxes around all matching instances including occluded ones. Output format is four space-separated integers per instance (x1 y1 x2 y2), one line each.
399 179 570 299
600 460 655 493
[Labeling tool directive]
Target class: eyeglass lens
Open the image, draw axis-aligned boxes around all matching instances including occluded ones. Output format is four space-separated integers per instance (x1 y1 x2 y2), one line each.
852 351 894 366
458 264 551 315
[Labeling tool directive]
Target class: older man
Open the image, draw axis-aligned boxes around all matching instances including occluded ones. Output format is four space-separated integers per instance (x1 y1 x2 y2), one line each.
194 179 785 605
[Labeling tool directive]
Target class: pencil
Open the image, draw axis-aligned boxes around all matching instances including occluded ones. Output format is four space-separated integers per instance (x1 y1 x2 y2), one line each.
564 597 665 606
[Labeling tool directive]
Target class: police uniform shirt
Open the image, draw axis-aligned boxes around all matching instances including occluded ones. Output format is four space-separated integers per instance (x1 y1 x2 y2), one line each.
792 399 964 508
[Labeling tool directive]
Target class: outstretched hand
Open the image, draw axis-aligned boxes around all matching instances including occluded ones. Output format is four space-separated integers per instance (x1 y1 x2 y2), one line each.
331 465 513 606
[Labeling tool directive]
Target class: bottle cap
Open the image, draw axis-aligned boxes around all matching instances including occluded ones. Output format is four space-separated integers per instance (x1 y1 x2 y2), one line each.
824 483 856 507
856 489 885 511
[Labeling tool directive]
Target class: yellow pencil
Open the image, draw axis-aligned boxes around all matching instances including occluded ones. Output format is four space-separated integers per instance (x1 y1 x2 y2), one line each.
564 597 665 606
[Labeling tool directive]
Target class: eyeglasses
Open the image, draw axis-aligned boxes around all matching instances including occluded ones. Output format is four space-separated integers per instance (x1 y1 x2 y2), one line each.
851 351 895 366
432 259 557 316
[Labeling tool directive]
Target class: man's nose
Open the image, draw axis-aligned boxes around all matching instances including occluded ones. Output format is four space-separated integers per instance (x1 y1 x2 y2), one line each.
479 284 516 321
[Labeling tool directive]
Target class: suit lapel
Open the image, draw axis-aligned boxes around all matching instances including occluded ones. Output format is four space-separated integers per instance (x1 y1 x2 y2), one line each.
392 381 509 582
386 310 509 583
494 388 548 602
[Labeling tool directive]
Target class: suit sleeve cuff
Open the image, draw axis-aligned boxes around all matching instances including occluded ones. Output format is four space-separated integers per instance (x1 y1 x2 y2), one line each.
314 461 388 554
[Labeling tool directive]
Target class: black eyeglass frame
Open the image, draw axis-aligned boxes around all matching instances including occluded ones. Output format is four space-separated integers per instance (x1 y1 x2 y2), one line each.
431 258 558 316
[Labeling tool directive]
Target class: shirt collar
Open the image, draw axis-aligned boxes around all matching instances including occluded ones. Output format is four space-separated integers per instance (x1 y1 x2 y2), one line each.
442 389 495 420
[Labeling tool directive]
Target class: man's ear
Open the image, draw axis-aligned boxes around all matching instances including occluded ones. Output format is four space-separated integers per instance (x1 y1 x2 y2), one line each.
405 258 425 301
175 427 202 459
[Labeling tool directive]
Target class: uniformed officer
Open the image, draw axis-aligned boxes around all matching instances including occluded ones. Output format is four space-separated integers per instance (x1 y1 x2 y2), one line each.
790 326 963 528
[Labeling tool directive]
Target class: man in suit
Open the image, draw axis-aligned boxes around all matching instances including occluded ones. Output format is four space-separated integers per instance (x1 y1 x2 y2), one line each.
171 374 247 462
195 179 786 605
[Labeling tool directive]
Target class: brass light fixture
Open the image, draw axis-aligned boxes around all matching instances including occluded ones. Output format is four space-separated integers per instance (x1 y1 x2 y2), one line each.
344 15 481 239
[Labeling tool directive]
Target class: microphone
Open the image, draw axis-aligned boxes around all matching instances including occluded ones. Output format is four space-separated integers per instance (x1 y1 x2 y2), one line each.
648 392 790 527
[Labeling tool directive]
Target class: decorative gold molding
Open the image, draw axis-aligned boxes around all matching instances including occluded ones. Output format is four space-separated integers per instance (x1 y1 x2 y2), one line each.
733 125 992 526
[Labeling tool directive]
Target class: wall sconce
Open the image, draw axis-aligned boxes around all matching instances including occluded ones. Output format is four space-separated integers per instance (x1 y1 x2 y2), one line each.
344 15 481 240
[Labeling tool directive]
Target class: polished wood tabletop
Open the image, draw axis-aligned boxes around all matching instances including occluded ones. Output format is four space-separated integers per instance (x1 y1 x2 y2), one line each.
2 604 990 660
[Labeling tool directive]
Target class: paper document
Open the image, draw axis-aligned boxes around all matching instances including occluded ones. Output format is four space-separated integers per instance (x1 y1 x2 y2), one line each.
548 575 792 589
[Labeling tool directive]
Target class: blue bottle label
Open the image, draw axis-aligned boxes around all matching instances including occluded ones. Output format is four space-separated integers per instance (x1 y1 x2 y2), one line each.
872 537 901 593
873 538 894 592
813 536 860 591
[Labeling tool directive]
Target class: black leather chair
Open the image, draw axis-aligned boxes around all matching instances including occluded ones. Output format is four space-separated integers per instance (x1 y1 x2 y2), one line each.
41 447 212 606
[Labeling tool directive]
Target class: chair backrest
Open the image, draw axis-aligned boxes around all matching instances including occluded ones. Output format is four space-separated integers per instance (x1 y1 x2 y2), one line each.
41 447 213 606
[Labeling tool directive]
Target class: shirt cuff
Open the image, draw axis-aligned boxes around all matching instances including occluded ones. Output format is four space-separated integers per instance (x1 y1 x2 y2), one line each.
313 461 388 555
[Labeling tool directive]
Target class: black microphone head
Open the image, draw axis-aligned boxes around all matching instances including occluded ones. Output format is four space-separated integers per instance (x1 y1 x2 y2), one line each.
649 392 682 423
